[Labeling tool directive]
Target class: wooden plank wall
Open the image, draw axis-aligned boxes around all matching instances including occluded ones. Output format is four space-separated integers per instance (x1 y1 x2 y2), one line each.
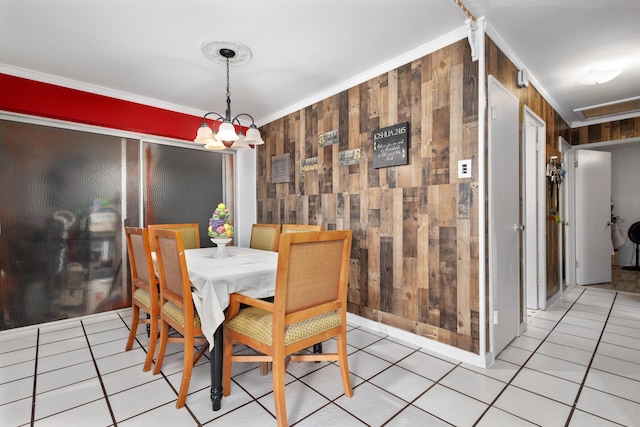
571 117 640 144
257 39 481 353
485 37 571 311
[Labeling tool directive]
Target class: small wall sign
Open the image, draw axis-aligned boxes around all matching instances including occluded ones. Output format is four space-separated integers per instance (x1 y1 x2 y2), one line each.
319 129 339 147
339 148 362 166
372 122 409 168
271 153 290 183
301 157 319 173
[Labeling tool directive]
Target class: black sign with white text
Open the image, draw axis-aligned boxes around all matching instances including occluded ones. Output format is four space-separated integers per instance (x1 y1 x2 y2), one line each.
372 122 409 168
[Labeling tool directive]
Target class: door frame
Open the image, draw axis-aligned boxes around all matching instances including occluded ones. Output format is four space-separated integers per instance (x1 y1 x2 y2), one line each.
523 107 547 310
568 137 640 286
560 136 575 290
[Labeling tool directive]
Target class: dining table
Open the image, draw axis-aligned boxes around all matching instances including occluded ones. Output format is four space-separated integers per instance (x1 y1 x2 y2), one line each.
183 245 278 410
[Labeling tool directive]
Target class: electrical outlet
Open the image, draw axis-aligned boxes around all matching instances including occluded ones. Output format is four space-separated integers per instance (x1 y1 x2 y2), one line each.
458 159 472 178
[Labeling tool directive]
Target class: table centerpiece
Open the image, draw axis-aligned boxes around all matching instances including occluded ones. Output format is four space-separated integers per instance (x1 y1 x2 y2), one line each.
208 202 234 258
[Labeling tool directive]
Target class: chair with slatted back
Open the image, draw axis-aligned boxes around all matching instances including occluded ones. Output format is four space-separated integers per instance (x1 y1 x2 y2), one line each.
151 228 208 408
148 223 200 253
124 227 159 372
223 230 353 427
281 224 322 234
249 223 281 252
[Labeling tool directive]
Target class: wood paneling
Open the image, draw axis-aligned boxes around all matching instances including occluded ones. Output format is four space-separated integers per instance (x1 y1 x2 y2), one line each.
257 39 480 353
571 117 640 145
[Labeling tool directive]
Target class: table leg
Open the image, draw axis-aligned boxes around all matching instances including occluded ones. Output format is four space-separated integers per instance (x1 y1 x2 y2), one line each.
210 324 223 411
313 342 322 353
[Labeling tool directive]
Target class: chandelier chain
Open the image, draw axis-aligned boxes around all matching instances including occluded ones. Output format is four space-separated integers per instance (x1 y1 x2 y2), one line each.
226 57 231 101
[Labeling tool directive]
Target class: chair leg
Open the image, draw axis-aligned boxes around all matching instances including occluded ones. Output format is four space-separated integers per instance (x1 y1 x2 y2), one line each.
143 312 158 372
259 362 271 375
152 318 169 375
272 354 288 427
193 341 207 366
176 335 195 408
125 304 140 351
337 332 353 397
222 333 234 396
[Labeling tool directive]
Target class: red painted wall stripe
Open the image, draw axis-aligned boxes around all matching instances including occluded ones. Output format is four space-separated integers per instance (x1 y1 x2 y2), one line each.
0 73 215 141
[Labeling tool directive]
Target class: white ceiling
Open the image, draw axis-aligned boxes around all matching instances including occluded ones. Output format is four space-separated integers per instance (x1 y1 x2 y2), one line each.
1 0 639 130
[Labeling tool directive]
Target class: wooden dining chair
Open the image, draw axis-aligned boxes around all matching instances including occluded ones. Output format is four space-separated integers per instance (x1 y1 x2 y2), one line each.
282 224 327 353
151 228 208 408
124 227 159 372
281 224 322 233
249 223 281 252
223 230 353 427
148 223 200 253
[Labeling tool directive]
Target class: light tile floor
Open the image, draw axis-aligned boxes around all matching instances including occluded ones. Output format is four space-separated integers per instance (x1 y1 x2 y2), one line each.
1 286 639 426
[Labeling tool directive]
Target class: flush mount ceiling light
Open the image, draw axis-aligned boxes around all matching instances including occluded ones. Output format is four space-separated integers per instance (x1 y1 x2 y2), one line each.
576 68 622 86
194 39 264 150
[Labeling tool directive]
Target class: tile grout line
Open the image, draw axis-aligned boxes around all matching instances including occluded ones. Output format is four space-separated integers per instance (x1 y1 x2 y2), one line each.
564 291 618 426
29 328 39 427
355 324 577 426
80 319 118 426
304 331 429 426
350 329 483 426
471 287 587 426
226 329 405 426
397 363 460 427
117 312 205 425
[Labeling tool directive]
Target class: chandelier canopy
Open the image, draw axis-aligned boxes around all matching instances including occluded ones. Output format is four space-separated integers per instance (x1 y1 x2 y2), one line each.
194 40 264 150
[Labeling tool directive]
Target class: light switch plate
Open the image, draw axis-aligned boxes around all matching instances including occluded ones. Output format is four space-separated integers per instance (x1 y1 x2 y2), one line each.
458 159 472 178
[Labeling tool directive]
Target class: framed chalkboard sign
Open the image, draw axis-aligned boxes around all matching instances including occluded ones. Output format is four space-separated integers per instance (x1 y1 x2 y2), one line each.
372 122 409 168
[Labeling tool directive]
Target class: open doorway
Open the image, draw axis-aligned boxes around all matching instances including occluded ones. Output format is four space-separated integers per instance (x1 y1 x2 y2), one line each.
569 137 640 293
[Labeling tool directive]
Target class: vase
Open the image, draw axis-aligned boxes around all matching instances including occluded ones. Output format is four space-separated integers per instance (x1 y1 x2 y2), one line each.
211 237 233 258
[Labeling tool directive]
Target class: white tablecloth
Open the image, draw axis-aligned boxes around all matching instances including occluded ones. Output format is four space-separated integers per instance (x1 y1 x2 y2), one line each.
185 246 278 349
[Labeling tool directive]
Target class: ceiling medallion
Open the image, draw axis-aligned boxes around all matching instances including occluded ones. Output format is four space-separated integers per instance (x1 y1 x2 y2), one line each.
201 39 253 66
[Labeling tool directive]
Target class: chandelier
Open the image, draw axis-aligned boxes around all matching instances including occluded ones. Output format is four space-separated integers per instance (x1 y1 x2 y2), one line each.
194 41 264 150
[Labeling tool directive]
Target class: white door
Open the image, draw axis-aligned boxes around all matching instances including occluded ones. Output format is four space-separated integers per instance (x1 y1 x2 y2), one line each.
575 150 612 285
488 77 521 356
523 108 547 309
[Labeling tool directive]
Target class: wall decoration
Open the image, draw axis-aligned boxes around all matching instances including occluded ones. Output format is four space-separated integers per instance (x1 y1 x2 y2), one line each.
547 155 565 215
271 153 290 183
339 148 362 166
300 157 319 173
319 129 339 147
372 122 409 168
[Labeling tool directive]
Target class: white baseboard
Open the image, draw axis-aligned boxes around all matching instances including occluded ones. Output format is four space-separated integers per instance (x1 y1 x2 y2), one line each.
346 313 491 368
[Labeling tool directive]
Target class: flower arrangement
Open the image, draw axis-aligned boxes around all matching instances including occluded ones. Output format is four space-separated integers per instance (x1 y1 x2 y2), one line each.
208 202 234 238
